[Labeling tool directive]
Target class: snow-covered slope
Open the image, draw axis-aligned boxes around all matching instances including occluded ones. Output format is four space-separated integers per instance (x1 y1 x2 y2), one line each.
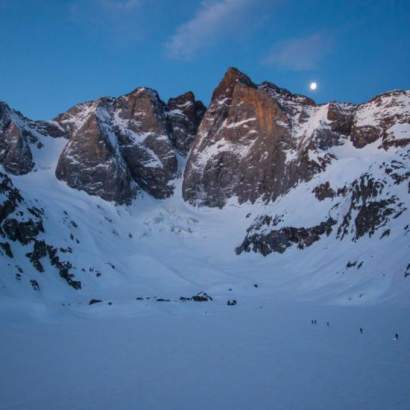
1 68 409 410
0 68 409 311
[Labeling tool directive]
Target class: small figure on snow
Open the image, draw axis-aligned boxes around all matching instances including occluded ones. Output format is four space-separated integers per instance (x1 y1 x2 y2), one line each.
394 333 399 341
360 327 364 334
326 321 330 327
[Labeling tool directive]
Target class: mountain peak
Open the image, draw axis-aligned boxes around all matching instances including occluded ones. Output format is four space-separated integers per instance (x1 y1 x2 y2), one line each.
211 67 256 102
223 67 254 84
0 66 409 311
125 86 161 101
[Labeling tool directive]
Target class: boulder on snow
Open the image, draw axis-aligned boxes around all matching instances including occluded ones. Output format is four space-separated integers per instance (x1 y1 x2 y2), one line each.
192 292 213 302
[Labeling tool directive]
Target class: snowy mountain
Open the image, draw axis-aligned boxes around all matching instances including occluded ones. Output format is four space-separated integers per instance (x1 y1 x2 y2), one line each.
0 67 409 307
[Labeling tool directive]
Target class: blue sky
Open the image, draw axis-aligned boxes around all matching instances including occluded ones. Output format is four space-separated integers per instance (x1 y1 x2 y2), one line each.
0 0 409 119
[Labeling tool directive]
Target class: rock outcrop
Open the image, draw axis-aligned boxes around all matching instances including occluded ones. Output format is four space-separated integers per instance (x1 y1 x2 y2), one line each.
337 173 407 241
237 161 409 257
0 172 81 289
55 89 204 202
0 67 409 298
113 88 177 198
56 101 134 203
0 101 65 175
0 102 34 175
183 68 410 208
352 91 410 149
183 68 290 207
166 92 206 155
236 217 336 256
182 68 331 207
0 121 34 175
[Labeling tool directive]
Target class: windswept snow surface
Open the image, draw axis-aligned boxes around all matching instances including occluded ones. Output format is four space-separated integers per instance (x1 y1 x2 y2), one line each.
1 301 409 410
1 128 410 409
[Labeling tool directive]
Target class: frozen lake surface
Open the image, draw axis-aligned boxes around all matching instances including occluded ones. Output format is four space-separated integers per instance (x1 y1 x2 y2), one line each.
1 299 408 410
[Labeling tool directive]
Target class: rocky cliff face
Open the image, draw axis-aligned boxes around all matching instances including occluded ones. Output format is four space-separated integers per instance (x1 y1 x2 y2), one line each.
55 100 134 203
0 102 64 175
183 68 296 207
0 68 409 299
167 92 206 155
55 89 204 202
0 121 34 175
1 68 408 212
183 67 410 208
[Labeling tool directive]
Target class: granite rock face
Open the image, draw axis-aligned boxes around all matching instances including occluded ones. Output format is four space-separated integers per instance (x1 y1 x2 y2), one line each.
113 88 178 198
1 67 408 213
183 68 322 207
352 91 410 149
0 121 34 175
166 91 206 155
0 101 65 175
55 101 134 203
0 102 35 175
55 89 204 202
0 67 409 296
183 68 410 208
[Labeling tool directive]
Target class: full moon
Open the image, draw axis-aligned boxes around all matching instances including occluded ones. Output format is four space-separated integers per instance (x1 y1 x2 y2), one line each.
309 81 318 91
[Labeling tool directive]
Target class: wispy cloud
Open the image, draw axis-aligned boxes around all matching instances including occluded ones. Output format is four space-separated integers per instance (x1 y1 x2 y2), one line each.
263 32 332 71
70 0 142 17
98 0 141 12
165 0 257 60
69 0 145 44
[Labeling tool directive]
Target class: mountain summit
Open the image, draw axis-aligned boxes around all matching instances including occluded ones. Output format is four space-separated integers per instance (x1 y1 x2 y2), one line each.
0 68 409 303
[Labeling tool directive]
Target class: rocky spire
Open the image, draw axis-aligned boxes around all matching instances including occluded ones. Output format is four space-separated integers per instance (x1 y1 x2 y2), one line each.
166 91 206 155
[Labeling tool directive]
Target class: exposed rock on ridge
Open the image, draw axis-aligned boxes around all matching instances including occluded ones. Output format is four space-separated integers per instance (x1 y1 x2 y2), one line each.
0 121 33 175
55 89 204 202
166 91 206 155
113 88 177 198
183 68 325 207
0 102 64 175
56 101 133 203
0 172 81 289
183 67 410 208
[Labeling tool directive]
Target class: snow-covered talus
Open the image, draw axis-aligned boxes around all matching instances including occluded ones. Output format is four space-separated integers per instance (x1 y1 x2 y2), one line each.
0 67 409 308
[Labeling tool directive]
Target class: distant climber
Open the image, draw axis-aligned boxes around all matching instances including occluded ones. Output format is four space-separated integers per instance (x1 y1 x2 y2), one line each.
360 328 364 334
394 333 399 341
